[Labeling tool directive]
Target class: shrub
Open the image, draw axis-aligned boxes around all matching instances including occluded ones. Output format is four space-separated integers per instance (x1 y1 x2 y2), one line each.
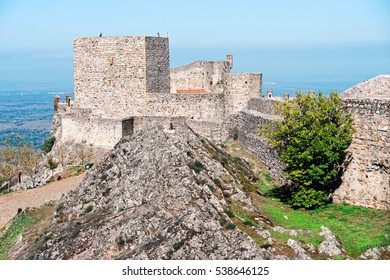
243 220 255 226
225 223 236 229
189 160 204 174
46 156 58 170
289 187 330 209
219 218 227 226
117 236 125 247
43 136 56 154
56 203 65 213
84 205 93 213
1 189 12 195
173 241 184 250
260 92 354 208
224 209 234 218
213 178 222 188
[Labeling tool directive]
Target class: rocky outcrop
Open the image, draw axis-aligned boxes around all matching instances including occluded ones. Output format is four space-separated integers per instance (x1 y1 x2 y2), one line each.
287 239 312 260
359 246 390 260
341 75 390 99
18 124 269 260
318 226 345 257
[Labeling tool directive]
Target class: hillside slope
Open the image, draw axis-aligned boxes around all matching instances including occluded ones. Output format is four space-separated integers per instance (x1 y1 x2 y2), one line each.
18 124 269 260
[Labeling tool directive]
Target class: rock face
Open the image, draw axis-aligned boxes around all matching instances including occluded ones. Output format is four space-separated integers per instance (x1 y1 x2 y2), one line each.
359 246 390 260
19 124 266 260
318 226 345 257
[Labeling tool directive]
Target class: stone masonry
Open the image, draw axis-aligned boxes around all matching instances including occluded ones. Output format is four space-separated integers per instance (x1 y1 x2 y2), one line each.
332 76 390 209
53 35 389 209
56 35 261 149
230 75 390 209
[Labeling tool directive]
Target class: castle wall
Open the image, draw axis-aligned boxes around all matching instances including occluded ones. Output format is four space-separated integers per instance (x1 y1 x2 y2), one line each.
61 113 123 149
246 98 278 115
170 61 230 93
333 99 390 209
229 99 284 181
59 92 227 146
143 93 225 121
145 37 170 93
74 36 170 112
224 73 262 114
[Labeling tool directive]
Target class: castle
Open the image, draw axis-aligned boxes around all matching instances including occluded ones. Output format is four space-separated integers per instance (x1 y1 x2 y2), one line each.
52 35 388 210
53 36 261 148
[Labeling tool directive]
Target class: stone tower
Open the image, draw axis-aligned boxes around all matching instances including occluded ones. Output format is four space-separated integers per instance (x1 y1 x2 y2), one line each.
226 52 233 70
73 36 170 111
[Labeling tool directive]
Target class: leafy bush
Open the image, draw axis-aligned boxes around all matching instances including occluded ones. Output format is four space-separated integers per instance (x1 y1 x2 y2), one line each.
289 187 330 209
225 223 236 229
189 160 204 173
43 136 55 154
2 189 12 195
260 92 354 208
0 134 42 182
224 209 234 218
243 220 255 226
84 205 93 213
213 178 222 188
219 218 227 226
46 156 58 170
173 241 184 250
117 236 125 247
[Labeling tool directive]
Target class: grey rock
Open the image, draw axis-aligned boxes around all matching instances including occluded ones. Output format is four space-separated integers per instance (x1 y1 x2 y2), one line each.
359 246 390 260
287 239 312 260
273 226 297 237
273 226 288 233
18 124 267 260
318 226 345 257
257 229 271 239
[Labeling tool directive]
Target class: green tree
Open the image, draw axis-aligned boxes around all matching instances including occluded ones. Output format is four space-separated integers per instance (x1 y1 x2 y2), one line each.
0 135 42 189
260 92 354 208
42 136 56 154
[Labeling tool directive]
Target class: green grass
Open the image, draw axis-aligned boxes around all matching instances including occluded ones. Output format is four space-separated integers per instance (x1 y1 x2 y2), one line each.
0 214 36 259
67 165 82 171
225 139 390 259
260 202 390 258
1 189 13 195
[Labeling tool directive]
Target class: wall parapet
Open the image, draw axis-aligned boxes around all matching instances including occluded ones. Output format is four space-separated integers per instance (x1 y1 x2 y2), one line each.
342 98 390 116
246 98 279 115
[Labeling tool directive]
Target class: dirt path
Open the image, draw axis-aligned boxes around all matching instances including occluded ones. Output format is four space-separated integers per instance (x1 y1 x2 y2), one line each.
0 173 86 229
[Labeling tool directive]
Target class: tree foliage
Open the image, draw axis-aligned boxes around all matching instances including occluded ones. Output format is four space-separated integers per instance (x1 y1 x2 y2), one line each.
260 92 354 208
43 136 56 154
0 134 42 184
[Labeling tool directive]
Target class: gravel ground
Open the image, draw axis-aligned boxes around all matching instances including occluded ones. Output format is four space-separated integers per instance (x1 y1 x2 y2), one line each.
0 173 85 229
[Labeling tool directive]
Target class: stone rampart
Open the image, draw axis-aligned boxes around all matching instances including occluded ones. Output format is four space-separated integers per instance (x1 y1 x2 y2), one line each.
246 98 279 115
333 99 390 209
61 114 123 149
224 73 262 114
230 103 284 181
74 36 170 111
170 61 230 93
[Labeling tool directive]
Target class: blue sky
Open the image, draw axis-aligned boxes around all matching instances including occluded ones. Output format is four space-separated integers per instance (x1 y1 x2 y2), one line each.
0 0 389 93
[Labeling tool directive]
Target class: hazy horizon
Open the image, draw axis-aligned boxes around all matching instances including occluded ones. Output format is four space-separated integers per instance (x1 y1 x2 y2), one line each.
0 0 389 92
